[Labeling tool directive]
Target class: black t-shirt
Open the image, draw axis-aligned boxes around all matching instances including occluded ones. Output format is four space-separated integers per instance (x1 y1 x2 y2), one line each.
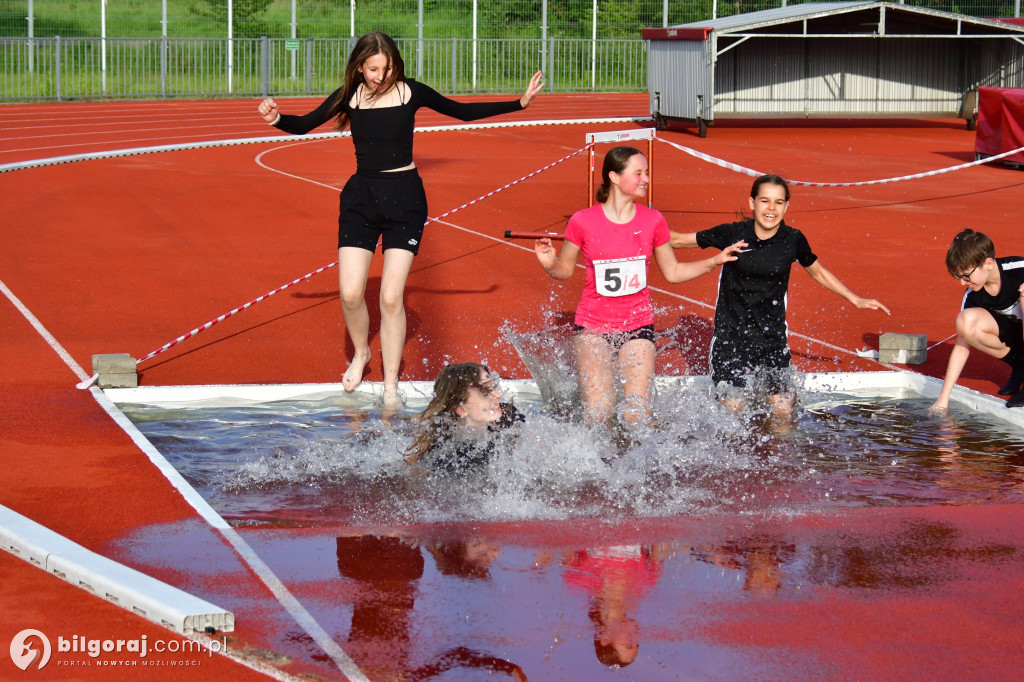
274 79 523 171
962 256 1024 319
429 403 524 475
697 219 818 345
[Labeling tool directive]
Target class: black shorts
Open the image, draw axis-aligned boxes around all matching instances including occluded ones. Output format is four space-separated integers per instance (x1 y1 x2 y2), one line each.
710 334 792 391
337 169 428 255
991 312 1024 365
573 324 656 349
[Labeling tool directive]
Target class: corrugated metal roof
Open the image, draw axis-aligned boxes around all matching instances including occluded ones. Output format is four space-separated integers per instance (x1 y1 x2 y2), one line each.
670 1 1024 35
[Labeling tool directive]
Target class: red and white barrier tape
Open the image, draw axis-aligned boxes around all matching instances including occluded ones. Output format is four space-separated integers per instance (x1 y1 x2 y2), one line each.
135 262 340 366
656 136 1024 187
125 143 592 372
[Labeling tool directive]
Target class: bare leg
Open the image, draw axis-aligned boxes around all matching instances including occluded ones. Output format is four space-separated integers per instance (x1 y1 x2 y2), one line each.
379 248 415 409
957 308 1012 359
575 332 615 426
617 338 656 427
338 247 374 392
766 391 796 434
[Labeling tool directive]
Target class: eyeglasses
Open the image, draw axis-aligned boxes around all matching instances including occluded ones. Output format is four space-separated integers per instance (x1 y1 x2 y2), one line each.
954 265 979 282
473 374 501 396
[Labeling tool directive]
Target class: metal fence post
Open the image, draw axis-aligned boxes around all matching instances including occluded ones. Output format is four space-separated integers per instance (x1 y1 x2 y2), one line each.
306 37 313 93
451 37 457 93
260 35 269 96
548 38 554 92
160 35 167 99
55 36 61 102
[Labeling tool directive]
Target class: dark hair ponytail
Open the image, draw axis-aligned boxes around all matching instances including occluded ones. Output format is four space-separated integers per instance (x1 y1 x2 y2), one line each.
596 146 644 203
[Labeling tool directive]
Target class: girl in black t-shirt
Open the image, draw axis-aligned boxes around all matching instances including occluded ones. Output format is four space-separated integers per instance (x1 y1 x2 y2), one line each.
258 32 543 409
404 363 523 474
669 175 890 418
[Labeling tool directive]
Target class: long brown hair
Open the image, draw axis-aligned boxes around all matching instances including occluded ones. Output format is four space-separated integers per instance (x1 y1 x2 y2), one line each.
404 363 491 464
595 146 644 203
329 31 406 131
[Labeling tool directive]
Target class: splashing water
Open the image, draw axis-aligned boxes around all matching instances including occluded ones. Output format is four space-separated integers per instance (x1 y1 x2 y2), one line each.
120 378 1024 528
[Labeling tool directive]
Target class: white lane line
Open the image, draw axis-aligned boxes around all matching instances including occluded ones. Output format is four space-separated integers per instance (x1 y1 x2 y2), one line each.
0 277 368 681
0 279 91 382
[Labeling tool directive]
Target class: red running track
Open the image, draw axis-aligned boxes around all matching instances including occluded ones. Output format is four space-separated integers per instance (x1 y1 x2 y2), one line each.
3 93 1024 680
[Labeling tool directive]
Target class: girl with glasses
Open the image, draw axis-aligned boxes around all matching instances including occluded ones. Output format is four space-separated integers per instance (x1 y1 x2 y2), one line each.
405 363 523 473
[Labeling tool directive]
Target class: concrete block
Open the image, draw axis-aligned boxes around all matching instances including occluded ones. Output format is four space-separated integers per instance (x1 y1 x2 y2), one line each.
92 353 138 388
879 333 927 351
878 334 927 365
97 372 138 389
92 353 136 374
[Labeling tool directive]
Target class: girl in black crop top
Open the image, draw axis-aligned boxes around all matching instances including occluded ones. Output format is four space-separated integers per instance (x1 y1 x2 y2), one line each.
258 32 543 409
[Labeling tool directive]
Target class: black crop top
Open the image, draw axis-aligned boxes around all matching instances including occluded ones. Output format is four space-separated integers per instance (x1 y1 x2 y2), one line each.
273 79 524 172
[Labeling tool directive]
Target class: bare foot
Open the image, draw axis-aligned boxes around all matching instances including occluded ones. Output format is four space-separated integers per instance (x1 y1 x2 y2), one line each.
342 351 371 392
382 383 404 410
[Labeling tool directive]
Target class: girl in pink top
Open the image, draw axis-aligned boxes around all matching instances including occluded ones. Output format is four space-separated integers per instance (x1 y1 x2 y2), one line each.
535 146 745 428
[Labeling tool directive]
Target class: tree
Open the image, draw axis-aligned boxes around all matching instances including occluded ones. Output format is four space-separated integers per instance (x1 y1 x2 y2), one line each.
189 0 275 37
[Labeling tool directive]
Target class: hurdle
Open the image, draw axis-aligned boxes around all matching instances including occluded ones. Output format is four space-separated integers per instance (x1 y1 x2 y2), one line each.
585 128 656 208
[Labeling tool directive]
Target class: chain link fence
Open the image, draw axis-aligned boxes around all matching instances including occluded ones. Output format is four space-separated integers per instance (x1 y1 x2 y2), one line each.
2 1 1019 40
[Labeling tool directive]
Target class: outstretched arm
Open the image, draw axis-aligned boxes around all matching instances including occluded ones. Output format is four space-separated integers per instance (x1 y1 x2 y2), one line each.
520 71 545 108
669 231 699 249
654 240 746 284
258 97 280 124
535 238 581 281
258 89 341 134
804 261 891 314
929 337 970 413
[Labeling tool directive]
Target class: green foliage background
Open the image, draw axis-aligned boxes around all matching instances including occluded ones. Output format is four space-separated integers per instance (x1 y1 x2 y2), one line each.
1 0 1018 39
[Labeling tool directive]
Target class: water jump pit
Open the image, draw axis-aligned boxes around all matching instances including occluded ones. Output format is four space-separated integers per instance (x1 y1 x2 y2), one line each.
101 370 1024 679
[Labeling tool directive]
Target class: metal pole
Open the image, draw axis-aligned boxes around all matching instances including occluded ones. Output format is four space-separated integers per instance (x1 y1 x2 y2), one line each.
101 0 107 95
541 0 547 72
417 0 423 78
290 0 296 80
161 0 167 98
55 36 62 101
350 0 355 38
472 0 477 90
227 0 233 93
663 0 668 28
591 0 597 91
647 137 653 208
27 0 34 73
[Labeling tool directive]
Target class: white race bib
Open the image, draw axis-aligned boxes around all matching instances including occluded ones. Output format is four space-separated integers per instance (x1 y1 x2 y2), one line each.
593 256 646 298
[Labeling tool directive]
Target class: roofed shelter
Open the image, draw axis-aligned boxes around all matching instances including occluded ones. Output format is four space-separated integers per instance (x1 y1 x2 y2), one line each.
642 1 1024 136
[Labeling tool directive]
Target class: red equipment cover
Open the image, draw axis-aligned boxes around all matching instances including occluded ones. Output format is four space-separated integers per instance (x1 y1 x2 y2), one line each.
974 87 1024 163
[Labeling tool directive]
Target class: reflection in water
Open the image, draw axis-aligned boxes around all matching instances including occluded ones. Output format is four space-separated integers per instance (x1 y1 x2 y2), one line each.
336 535 423 680
562 545 669 668
804 519 1019 590
691 535 796 594
336 533 526 680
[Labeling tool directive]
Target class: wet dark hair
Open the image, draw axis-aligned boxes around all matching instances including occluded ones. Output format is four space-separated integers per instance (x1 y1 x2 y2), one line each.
596 146 645 203
329 31 406 131
405 363 491 464
946 229 995 277
750 174 790 201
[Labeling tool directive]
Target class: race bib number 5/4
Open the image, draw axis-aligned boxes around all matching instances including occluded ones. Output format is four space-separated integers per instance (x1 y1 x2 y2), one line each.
593 256 646 298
